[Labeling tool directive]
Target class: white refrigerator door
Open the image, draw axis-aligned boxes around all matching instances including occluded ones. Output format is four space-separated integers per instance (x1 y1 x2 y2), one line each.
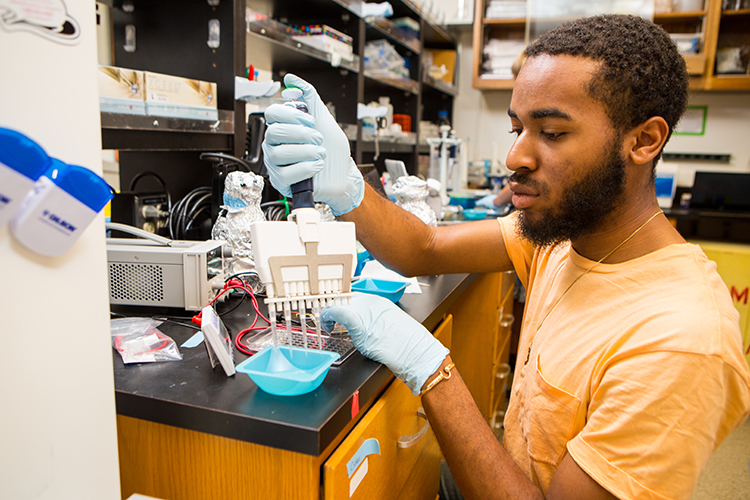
0 1 121 499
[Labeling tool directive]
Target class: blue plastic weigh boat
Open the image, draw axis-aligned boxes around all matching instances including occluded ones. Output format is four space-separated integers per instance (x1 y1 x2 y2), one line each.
235 345 339 396
351 277 409 302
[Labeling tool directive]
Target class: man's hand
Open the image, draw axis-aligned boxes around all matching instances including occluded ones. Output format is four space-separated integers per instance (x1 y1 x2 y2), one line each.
321 293 449 394
262 74 364 215
476 193 499 209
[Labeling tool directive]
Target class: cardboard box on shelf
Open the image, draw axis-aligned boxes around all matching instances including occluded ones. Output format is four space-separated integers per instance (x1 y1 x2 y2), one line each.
291 25 354 62
98 66 146 115
144 71 218 121
424 49 457 85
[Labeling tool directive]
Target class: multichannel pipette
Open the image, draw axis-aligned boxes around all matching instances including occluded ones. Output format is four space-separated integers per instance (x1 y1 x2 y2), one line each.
250 86 356 372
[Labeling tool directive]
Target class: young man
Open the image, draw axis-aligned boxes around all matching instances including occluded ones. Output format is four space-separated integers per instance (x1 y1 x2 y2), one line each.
262 15 750 500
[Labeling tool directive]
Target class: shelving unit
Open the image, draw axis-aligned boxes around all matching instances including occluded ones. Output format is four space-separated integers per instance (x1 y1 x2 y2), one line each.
104 0 458 203
704 6 750 89
472 3 524 90
472 0 750 92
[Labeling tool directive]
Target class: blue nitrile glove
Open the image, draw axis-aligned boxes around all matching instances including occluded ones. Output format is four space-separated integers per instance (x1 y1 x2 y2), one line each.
321 293 450 395
262 74 365 216
476 193 497 209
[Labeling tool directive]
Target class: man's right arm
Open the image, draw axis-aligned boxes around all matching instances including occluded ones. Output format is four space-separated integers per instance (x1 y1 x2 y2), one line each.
341 182 514 277
263 74 514 277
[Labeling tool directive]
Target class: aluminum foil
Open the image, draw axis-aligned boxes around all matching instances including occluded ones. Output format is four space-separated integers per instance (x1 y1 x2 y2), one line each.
315 202 336 222
212 171 266 263
393 175 437 226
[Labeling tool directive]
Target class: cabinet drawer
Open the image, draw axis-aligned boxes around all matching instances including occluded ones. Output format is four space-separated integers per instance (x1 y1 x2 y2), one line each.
323 379 438 500
434 314 453 350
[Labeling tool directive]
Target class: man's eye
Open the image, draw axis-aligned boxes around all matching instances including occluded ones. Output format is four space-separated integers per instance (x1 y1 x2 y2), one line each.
509 128 522 136
542 132 564 140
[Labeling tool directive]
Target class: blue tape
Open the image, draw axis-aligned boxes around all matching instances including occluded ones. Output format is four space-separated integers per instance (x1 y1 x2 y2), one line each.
346 438 380 478
181 331 204 348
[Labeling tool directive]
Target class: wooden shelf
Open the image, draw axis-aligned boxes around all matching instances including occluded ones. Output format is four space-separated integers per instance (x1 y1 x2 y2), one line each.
473 0 750 92
482 17 526 26
722 8 750 15
654 10 706 20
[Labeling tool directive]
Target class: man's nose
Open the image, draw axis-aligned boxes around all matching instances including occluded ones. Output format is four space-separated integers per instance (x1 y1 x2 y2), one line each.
506 132 537 173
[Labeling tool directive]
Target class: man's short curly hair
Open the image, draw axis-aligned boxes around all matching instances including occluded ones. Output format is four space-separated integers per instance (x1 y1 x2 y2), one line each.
525 14 688 164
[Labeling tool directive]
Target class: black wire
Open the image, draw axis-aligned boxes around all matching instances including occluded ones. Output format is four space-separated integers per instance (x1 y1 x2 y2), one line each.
152 317 202 331
129 171 172 212
168 186 212 239
261 200 289 221
183 193 211 234
226 271 257 282
217 290 247 317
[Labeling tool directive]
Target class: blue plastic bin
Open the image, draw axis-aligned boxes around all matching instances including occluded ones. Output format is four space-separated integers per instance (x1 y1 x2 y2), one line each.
352 277 409 302
235 345 339 396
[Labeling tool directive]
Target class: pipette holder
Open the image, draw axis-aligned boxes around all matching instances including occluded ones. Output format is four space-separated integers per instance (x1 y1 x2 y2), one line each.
250 207 356 322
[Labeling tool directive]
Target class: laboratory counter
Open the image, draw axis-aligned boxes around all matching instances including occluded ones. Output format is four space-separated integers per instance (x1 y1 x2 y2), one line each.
113 270 516 500
112 272 475 457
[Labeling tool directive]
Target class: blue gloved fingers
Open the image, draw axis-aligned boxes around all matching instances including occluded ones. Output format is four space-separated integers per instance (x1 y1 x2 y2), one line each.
277 74 364 216
264 103 316 128
264 122 324 146
321 293 449 394
283 74 324 116
314 158 365 216
320 304 363 336
264 156 325 195
262 140 326 166
475 193 496 209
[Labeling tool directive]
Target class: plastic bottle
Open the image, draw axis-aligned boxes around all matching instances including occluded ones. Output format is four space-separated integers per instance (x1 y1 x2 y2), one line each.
437 110 451 129
0 128 51 228
378 96 393 130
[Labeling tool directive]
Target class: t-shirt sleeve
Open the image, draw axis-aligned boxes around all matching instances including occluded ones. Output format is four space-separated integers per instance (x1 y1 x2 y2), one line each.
498 212 535 289
567 350 750 500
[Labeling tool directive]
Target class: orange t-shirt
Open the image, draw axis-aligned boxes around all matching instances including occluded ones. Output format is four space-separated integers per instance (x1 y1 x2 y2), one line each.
498 213 750 500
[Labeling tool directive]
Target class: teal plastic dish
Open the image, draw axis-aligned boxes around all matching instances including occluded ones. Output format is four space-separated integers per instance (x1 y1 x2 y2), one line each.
235 346 339 396
449 195 476 209
462 208 489 220
352 277 409 302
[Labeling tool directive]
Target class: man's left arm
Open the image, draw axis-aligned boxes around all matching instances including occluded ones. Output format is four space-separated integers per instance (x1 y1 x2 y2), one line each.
422 356 617 500
321 295 617 500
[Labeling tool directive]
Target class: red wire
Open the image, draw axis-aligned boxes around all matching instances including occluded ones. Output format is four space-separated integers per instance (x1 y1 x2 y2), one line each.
197 279 328 356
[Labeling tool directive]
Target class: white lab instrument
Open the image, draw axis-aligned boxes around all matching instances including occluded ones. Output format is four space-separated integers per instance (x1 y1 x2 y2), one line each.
106 222 226 311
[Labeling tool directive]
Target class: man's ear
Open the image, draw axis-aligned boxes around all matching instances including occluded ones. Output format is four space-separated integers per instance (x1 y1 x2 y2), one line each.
625 117 670 166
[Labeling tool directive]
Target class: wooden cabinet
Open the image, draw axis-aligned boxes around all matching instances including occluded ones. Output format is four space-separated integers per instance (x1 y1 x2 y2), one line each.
700 4 750 89
448 271 515 424
323 315 451 500
472 0 750 92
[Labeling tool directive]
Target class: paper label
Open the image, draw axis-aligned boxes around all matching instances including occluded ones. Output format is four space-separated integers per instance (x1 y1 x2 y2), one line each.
349 457 368 497
346 438 380 477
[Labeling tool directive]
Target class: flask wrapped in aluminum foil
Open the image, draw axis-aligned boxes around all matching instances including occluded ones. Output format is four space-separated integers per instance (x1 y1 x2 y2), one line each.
393 175 437 226
212 170 266 274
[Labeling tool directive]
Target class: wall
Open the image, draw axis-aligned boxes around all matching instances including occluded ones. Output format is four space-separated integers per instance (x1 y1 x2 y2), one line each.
0 1 121 499
451 29 750 187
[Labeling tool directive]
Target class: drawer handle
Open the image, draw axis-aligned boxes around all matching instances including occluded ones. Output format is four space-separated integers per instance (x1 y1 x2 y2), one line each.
397 407 429 449
499 313 514 328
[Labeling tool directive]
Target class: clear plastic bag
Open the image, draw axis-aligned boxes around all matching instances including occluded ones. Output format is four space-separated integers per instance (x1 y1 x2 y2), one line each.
111 317 182 364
